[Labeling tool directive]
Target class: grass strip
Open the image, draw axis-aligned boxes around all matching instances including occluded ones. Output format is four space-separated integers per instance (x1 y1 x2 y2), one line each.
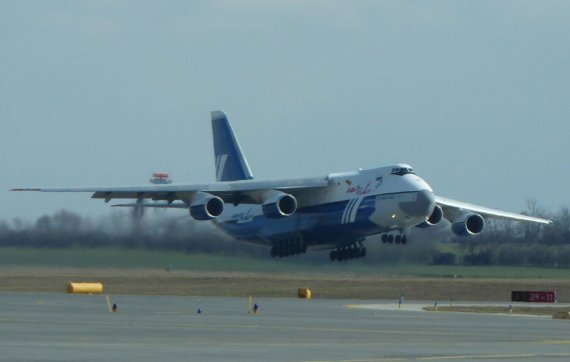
1 247 570 279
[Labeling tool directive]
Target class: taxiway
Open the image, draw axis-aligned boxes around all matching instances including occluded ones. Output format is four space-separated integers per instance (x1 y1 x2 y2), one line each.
0 293 568 361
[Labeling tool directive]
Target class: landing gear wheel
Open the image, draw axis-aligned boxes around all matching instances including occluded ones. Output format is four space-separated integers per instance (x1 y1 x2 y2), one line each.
329 242 367 262
349 248 356 259
401 235 407 244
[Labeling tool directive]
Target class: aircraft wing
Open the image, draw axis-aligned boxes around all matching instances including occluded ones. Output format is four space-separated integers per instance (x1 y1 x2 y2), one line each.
12 176 329 205
435 195 552 224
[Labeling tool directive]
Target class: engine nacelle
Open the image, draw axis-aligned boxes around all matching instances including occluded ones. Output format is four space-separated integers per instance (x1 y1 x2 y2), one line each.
262 192 297 218
415 205 443 228
426 205 444 225
451 213 485 236
189 193 224 220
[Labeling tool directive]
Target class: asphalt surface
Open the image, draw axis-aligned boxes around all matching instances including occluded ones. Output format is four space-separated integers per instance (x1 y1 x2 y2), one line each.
0 293 569 362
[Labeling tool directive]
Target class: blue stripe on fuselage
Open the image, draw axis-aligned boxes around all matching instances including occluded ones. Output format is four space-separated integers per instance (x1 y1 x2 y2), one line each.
216 196 379 247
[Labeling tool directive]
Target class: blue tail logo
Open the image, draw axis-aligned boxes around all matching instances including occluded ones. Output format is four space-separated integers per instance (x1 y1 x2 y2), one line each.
211 111 254 182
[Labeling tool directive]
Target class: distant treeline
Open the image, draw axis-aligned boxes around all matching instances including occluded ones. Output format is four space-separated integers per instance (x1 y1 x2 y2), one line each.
1 202 569 267
0 210 263 257
0 210 437 264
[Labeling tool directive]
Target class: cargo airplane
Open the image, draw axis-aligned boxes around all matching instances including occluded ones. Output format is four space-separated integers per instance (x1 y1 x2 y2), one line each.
13 111 552 261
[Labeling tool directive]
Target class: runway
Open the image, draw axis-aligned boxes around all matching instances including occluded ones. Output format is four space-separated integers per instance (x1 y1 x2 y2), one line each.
0 293 569 362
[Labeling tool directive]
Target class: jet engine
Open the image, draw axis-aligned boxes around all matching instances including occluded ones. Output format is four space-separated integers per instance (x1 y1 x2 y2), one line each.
426 205 443 226
451 213 485 236
415 205 443 228
189 193 224 220
262 192 297 218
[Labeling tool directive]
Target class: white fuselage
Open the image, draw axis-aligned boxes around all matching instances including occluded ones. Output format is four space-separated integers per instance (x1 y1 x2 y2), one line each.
215 164 436 249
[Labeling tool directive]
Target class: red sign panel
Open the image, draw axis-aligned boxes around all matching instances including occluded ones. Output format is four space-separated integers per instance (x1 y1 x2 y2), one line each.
511 291 557 303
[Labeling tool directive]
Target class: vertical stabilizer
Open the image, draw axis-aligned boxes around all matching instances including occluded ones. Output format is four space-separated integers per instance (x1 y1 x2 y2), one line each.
211 111 254 182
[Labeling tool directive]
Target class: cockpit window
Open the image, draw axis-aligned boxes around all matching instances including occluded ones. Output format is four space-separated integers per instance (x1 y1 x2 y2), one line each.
391 167 415 176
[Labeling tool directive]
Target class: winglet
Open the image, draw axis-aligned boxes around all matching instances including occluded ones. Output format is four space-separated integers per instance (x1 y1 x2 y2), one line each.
211 111 254 182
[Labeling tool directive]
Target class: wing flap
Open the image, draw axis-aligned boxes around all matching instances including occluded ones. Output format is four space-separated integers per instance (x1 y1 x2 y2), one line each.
14 176 329 204
435 195 552 224
112 202 188 209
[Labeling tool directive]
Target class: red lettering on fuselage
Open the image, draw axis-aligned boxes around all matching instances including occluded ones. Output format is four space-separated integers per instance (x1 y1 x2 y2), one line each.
346 179 382 195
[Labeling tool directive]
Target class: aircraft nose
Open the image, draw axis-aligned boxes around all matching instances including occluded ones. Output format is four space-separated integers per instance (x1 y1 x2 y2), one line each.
399 189 435 218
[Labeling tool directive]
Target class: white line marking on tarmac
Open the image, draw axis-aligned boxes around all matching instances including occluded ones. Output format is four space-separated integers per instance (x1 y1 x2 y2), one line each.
305 352 570 362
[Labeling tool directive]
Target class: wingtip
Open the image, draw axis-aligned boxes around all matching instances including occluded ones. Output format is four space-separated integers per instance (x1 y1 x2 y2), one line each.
11 188 41 192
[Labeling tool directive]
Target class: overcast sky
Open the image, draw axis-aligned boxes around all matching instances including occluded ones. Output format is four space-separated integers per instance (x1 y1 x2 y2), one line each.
1 1 569 221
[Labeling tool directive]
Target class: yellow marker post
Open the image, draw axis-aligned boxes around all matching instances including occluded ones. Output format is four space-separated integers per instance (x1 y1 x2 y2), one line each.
297 288 312 299
105 295 113 313
68 282 104 294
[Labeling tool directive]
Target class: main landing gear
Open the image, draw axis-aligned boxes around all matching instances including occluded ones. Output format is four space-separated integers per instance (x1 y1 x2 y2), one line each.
330 241 367 262
381 232 407 244
270 239 308 258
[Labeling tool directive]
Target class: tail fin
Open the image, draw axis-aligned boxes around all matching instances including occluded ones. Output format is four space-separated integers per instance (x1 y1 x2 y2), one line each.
211 111 254 182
